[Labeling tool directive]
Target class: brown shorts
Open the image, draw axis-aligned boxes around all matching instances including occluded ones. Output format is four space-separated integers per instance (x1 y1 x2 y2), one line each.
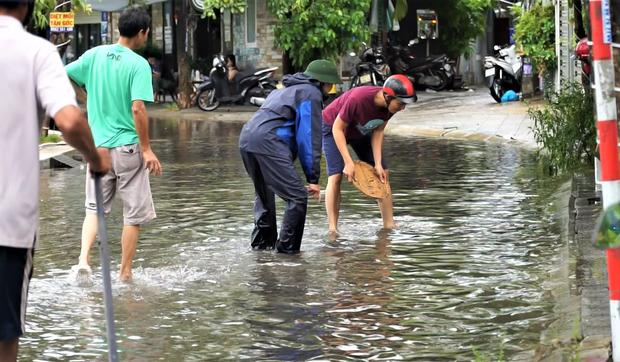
85 143 156 226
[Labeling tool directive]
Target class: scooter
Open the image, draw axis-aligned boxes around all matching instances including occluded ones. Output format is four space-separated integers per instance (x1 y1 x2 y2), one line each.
195 54 278 111
349 43 391 88
484 44 523 103
393 38 452 91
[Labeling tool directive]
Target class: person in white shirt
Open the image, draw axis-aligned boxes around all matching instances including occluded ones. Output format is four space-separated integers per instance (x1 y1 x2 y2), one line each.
0 1 110 360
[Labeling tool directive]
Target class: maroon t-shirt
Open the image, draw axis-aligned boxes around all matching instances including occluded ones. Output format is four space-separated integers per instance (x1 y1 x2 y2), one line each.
322 86 393 140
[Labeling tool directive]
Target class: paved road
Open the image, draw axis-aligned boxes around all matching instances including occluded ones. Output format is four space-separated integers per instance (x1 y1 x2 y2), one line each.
387 88 543 147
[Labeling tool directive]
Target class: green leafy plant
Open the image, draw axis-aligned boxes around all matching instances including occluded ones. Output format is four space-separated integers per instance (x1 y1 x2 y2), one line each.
530 82 597 173
33 0 91 29
188 57 213 75
267 0 373 69
163 102 179 111
392 0 407 22
40 134 62 144
434 0 498 60
512 4 557 73
201 0 247 19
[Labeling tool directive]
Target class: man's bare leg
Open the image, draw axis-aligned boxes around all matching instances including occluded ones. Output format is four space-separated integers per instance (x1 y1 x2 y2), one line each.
78 214 98 265
377 170 395 229
0 338 18 362
326 174 343 233
120 225 139 281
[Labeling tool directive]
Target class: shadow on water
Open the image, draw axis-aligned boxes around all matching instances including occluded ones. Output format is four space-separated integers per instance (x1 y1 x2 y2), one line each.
26 118 565 361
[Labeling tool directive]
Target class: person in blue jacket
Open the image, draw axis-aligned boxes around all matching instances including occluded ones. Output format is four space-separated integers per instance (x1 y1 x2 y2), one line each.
239 59 342 254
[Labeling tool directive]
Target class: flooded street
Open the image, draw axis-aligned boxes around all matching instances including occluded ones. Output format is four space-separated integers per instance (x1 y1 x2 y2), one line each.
27 119 565 361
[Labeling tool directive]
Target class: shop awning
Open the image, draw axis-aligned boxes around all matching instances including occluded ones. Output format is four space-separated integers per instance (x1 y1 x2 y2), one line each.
84 0 169 12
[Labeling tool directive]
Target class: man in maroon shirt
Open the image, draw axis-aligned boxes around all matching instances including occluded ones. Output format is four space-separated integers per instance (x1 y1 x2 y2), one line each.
322 75 416 233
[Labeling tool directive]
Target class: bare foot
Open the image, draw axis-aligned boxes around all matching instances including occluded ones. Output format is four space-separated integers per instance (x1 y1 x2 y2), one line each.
119 271 132 282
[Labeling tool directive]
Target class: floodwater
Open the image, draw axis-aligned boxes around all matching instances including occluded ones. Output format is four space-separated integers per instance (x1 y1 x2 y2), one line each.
27 119 565 361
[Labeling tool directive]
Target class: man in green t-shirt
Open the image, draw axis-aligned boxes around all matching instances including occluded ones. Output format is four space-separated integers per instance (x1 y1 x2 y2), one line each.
66 7 162 282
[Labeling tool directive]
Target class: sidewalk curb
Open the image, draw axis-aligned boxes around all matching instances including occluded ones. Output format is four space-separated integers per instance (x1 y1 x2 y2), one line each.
384 125 538 149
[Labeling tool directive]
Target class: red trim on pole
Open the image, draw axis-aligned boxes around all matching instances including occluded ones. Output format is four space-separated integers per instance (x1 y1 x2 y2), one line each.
599 121 620 181
590 0 612 61
608 249 620 301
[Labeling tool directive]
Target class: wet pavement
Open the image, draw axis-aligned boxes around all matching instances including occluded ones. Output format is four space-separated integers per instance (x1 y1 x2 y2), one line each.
140 87 542 147
388 89 542 147
25 119 572 361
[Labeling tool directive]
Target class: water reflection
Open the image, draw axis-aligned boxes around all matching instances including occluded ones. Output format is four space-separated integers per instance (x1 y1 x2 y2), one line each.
24 118 564 361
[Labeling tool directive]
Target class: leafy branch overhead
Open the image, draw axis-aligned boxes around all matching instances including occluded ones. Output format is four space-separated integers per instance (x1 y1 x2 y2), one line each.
511 4 557 73
201 0 247 18
33 0 91 29
435 0 497 59
268 0 373 69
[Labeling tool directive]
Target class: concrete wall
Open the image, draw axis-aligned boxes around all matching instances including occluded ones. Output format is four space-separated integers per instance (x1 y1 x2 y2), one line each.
109 6 164 50
229 0 282 75
111 12 120 43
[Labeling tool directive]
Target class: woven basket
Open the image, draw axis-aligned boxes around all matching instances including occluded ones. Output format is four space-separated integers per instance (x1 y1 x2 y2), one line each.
350 160 391 199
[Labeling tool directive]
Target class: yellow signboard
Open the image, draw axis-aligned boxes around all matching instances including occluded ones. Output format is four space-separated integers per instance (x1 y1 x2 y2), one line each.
49 12 74 33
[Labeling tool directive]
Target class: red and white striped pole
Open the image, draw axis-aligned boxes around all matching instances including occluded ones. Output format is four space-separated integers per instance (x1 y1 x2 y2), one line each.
590 1 620 359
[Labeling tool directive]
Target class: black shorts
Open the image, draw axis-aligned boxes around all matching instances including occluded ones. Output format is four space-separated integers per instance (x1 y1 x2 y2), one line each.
0 246 34 341
322 122 387 177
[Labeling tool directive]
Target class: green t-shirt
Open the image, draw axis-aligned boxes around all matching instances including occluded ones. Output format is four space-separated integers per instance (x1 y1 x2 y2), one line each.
66 44 154 148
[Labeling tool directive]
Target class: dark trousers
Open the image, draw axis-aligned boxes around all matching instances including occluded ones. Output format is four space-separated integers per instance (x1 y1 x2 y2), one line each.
240 149 308 254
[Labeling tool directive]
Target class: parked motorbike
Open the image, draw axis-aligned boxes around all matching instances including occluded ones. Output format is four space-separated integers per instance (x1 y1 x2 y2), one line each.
195 54 278 111
573 37 592 92
484 44 523 103
388 38 453 91
349 43 391 88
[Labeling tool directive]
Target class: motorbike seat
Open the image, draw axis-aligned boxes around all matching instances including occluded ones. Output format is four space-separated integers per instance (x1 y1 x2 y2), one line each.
429 54 447 62
407 57 430 68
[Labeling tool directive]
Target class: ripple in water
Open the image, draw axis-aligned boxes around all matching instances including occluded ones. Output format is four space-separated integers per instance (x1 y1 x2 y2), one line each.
26 119 564 361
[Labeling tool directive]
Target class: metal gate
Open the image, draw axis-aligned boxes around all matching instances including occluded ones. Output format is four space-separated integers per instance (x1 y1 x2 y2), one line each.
556 0 580 89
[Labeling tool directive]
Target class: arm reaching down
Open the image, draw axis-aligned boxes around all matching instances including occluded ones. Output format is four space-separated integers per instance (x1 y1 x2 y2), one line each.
132 100 161 176
295 97 323 201
371 122 387 183
131 60 161 175
332 116 356 183
70 80 87 105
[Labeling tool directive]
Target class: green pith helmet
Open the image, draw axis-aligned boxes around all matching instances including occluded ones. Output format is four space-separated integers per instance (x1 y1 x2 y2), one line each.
304 59 343 84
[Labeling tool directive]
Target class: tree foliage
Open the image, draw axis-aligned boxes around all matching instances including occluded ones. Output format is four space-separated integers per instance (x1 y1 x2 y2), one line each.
434 0 497 59
512 4 557 73
530 82 596 173
267 0 372 69
33 0 91 29
392 0 407 22
201 0 247 18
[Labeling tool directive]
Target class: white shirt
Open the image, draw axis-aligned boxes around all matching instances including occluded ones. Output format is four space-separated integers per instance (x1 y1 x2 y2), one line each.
0 15 77 249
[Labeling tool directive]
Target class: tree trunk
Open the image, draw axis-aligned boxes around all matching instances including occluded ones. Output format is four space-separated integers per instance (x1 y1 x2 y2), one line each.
42 0 73 136
175 0 192 109
574 0 587 40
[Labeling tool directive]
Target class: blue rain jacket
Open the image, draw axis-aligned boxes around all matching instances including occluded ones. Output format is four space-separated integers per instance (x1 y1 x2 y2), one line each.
238 73 324 184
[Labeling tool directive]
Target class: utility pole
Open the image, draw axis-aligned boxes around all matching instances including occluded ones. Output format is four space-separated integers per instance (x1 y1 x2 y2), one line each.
590 1 620 360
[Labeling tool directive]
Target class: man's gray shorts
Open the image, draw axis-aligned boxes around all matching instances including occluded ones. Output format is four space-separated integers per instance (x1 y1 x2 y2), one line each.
85 143 156 226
